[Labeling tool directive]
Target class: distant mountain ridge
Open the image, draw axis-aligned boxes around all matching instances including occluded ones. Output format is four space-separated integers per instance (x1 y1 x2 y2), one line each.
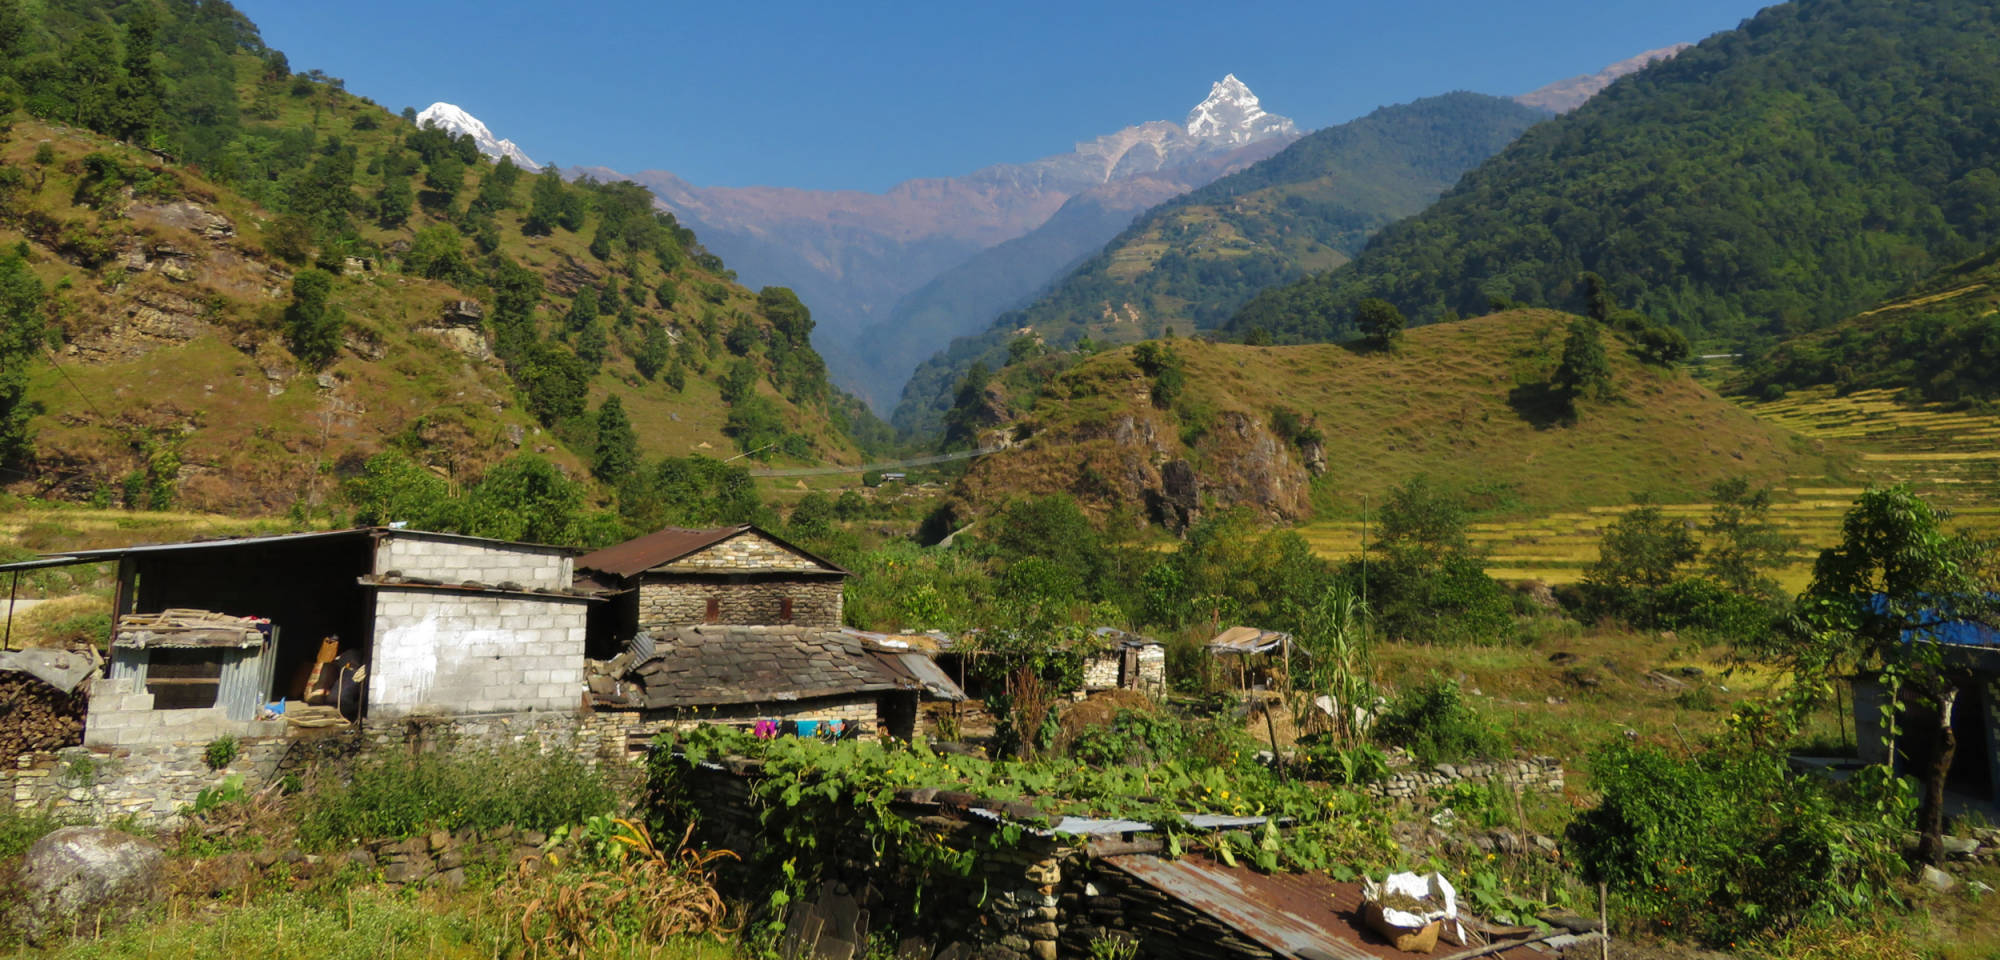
574 75 1303 403
891 91 1550 436
415 102 540 169
1513 44 1692 112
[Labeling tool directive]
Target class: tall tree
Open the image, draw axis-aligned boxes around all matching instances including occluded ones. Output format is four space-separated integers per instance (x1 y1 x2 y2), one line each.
591 397 638 484
283 269 343 369
1354 297 1405 347
1552 317 1612 405
0 249 45 468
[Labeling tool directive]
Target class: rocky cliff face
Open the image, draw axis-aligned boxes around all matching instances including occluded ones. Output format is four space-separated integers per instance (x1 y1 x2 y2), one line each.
949 360 1312 534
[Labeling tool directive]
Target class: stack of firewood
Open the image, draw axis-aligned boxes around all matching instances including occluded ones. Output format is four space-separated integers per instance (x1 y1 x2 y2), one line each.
0 671 86 755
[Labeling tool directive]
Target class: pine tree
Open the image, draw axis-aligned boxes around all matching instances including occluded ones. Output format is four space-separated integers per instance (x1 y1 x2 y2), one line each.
591 397 639 483
284 269 344 369
0 249 44 467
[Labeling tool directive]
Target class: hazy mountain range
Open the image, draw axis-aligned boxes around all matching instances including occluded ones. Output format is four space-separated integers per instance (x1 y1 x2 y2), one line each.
426 50 1685 410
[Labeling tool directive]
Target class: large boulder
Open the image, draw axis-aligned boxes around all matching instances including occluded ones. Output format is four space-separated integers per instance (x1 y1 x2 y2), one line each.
13 827 165 944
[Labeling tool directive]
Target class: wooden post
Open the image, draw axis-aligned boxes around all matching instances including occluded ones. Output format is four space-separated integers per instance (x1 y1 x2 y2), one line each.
1598 881 1610 960
2 569 16 651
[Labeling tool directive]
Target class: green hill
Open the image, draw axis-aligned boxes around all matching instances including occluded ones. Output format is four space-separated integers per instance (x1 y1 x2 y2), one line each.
891 93 1550 438
1229 0 2000 347
0 1 882 516
940 311 1821 530
1741 245 2000 405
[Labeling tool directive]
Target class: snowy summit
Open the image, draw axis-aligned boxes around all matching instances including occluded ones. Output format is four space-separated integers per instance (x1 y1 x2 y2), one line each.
413 102 539 170
1184 74 1296 145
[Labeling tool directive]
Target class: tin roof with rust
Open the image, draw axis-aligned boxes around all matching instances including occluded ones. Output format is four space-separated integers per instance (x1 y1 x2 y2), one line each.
625 625 914 708
1103 854 1553 960
574 524 848 580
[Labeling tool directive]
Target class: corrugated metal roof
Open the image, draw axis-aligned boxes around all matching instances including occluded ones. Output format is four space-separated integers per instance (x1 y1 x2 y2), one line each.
574 524 850 579
0 526 578 575
1102 856 1550 960
1093 626 1164 648
880 651 967 701
1209 625 1292 655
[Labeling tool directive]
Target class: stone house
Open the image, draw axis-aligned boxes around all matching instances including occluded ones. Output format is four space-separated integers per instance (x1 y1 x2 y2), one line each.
574 524 848 653
2 527 597 747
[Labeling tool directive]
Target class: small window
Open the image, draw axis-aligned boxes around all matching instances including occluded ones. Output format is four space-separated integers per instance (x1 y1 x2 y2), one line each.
145 649 223 710
780 597 794 622
704 597 720 623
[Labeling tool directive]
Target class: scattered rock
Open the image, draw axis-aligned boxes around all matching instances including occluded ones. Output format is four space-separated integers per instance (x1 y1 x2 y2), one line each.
13 827 166 944
1944 835 1980 859
1919 864 1957 893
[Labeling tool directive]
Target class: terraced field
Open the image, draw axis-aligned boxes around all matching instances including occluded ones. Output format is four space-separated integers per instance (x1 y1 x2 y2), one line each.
1295 386 2000 591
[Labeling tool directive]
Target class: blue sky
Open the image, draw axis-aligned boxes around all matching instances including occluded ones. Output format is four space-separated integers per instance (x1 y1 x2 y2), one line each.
235 0 1764 192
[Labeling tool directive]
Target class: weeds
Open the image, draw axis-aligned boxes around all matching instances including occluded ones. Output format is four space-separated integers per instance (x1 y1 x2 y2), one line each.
296 741 614 850
498 818 737 958
1375 678 1501 766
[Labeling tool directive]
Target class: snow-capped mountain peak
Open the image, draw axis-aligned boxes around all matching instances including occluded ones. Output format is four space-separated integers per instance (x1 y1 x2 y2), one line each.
1185 74 1296 145
414 102 539 170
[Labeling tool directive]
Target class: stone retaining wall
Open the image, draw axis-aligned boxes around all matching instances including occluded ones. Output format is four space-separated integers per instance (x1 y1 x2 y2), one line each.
1366 756 1566 800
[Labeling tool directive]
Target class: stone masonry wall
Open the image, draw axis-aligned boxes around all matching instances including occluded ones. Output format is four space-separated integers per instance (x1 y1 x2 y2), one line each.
637 577 842 629
368 589 588 716
1366 756 1566 800
7 739 289 826
665 532 825 572
375 533 574 590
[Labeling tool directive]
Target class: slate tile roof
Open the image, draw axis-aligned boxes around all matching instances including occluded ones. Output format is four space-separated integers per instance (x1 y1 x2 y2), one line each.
626 625 916 708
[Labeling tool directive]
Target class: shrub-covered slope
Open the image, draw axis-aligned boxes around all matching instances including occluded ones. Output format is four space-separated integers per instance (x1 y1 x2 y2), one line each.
943 311 1818 529
0 1 880 514
1229 0 2000 345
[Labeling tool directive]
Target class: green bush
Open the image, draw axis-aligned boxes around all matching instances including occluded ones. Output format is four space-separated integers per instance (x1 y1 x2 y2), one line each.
296 742 615 849
1374 678 1500 765
1568 742 1909 945
0 807 68 859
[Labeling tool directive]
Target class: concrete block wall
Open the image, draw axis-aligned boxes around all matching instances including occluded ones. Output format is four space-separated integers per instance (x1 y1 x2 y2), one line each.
82 677 285 747
368 589 589 717
638 578 842 629
376 533 574 590
668 532 827 572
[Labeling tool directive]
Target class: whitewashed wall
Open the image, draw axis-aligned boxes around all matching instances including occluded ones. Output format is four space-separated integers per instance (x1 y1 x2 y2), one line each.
368 589 588 717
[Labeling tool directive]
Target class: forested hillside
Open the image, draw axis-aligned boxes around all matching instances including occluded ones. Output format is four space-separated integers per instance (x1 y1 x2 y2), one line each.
1229 0 2000 346
1742 244 2000 405
893 93 1547 437
0 0 884 525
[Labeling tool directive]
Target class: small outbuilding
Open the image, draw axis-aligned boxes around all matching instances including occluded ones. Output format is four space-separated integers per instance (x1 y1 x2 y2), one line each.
1082 627 1167 699
1851 616 2000 806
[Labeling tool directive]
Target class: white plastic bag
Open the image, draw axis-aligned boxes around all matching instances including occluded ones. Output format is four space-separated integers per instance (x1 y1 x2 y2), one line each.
1361 871 1467 948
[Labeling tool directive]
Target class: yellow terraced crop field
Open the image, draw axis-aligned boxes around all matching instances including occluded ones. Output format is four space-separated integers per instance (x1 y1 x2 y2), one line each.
1294 384 2000 590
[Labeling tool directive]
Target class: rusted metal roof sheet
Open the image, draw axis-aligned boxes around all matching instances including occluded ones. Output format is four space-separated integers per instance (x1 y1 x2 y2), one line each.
575 524 850 579
574 525 747 578
1093 626 1164 648
1209 625 1292 655
1103 854 1549 960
